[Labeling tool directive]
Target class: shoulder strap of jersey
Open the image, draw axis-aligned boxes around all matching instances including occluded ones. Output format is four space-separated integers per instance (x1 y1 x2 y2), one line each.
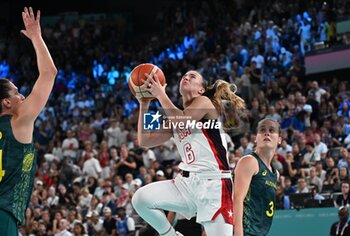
0 114 11 123
250 152 262 167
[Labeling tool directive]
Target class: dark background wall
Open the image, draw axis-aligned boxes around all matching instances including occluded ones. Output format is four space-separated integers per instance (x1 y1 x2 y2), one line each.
0 0 181 33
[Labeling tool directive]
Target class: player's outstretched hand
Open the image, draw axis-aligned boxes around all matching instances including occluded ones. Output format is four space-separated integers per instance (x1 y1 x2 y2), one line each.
21 7 41 40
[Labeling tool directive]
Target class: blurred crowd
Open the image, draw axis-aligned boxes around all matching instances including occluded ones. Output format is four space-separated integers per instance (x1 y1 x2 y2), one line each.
1 0 350 235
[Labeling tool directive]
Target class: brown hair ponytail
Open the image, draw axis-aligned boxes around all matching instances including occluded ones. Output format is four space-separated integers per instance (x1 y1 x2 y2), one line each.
0 78 11 114
203 79 247 129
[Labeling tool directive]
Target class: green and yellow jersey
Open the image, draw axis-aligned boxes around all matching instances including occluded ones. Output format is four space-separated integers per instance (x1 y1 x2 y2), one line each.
0 115 36 224
243 152 277 236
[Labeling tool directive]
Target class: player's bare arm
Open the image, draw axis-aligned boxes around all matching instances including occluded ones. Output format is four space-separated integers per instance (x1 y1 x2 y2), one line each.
233 156 259 236
15 8 57 126
137 99 172 148
142 73 217 121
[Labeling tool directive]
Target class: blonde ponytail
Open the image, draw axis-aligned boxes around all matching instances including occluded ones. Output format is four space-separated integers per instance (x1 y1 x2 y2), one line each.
204 79 247 129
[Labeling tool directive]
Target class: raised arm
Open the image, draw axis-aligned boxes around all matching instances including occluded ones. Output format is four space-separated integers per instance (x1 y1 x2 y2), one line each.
233 156 259 236
144 73 217 121
17 7 57 123
137 99 172 148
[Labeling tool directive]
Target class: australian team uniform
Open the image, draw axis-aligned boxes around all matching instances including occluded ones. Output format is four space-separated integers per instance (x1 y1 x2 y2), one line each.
172 118 233 225
0 115 36 233
243 152 278 236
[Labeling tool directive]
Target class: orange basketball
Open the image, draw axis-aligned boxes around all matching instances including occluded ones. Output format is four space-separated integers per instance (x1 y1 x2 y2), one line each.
128 63 166 100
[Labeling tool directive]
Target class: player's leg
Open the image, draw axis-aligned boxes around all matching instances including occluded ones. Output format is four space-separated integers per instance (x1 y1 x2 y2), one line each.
0 209 19 236
202 214 233 236
132 180 195 236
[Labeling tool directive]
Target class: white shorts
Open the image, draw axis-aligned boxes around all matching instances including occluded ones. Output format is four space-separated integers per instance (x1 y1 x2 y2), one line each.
174 172 233 224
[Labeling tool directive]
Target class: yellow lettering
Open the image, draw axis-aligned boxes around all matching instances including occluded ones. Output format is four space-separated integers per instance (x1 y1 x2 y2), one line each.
265 180 277 189
266 201 274 217
0 149 5 183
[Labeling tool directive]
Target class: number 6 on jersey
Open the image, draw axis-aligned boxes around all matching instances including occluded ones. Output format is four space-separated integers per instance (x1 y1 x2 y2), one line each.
183 143 195 164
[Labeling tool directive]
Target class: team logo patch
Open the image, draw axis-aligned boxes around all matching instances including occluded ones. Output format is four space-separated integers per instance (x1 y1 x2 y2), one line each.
22 153 34 172
143 111 161 130
262 170 267 176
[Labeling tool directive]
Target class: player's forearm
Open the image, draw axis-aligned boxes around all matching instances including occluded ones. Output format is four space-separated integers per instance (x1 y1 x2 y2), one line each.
31 36 57 80
138 101 151 146
158 93 184 117
233 198 244 235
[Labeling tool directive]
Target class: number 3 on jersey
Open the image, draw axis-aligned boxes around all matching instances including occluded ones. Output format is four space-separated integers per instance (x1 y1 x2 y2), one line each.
0 149 5 183
183 143 195 164
266 201 274 217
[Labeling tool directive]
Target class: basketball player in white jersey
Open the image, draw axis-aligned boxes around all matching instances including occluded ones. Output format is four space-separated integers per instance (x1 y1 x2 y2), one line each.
132 70 246 236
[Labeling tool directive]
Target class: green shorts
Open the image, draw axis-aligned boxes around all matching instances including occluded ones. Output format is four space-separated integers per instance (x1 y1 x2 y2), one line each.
0 209 18 236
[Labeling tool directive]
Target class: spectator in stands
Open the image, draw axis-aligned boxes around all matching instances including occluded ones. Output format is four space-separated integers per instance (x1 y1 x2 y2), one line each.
338 147 349 169
314 133 328 160
286 75 303 94
101 191 117 216
67 208 80 230
308 81 327 104
319 94 335 121
329 206 350 236
266 105 282 123
296 178 309 193
335 182 350 207
79 140 98 167
115 144 137 180
284 151 301 184
310 184 325 201
283 176 296 196
278 140 292 160
315 161 327 183
298 17 312 55
302 142 320 167
337 102 350 121
325 157 340 186
332 125 347 147
58 185 74 208
249 61 261 99
338 167 350 183
90 210 104 235
37 220 48 236
306 167 323 193
98 141 110 179
238 137 253 155
55 219 72 236
62 130 79 161
251 48 265 71
105 119 121 148
82 147 102 180
141 147 156 169
77 187 92 217
276 183 291 209
271 153 284 174
72 221 86 236
102 207 117 236
116 207 136 236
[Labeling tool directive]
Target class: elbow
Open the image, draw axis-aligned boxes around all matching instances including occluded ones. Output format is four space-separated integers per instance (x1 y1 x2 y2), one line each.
138 138 151 148
139 142 152 148
52 66 58 77
41 66 58 79
49 66 58 78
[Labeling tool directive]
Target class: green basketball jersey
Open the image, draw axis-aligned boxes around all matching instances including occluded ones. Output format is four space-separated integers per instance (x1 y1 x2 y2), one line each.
243 152 277 236
0 115 36 224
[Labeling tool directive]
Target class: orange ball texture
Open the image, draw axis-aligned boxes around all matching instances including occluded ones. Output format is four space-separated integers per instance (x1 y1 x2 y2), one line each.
128 63 166 100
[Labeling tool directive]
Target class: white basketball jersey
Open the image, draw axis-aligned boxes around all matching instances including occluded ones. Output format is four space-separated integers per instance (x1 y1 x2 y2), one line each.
172 119 229 172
